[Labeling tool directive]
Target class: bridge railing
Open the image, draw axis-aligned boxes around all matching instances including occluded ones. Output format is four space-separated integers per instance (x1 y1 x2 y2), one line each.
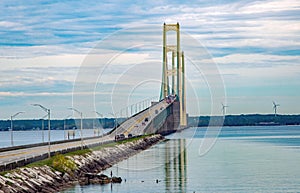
106 96 170 136
119 96 158 118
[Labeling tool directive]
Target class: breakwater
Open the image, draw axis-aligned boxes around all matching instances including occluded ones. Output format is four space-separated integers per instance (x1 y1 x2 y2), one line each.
0 134 164 193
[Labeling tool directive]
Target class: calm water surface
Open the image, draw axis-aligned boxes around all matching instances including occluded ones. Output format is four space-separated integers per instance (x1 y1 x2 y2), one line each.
60 125 300 192
0 129 111 148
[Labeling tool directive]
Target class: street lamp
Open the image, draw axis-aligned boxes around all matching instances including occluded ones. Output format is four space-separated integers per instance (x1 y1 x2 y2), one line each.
31 104 51 158
68 107 83 149
10 111 24 146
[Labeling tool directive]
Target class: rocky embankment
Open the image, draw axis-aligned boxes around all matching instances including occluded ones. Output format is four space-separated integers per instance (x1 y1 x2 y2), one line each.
0 134 164 193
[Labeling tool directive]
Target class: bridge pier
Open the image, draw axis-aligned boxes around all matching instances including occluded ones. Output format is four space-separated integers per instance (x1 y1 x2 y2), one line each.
144 101 181 135
158 101 185 134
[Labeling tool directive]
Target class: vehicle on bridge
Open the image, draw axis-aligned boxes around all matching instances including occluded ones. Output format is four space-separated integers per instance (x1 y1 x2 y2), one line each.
115 134 125 141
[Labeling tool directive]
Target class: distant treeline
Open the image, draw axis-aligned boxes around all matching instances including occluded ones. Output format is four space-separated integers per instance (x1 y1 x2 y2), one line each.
0 118 126 131
1 114 300 131
188 114 300 127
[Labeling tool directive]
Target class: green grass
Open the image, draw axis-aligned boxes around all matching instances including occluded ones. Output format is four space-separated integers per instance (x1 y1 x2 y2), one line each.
90 142 117 151
90 134 154 151
27 157 54 168
26 148 93 169
0 171 9 176
116 134 152 144
64 148 92 156
27 153 77 174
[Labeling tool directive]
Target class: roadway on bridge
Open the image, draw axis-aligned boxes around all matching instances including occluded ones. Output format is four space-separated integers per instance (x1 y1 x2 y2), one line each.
0 99 172 166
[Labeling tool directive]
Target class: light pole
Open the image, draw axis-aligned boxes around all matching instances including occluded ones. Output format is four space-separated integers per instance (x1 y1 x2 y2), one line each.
69 107 83 149
10 111 24 146
32 104 51 158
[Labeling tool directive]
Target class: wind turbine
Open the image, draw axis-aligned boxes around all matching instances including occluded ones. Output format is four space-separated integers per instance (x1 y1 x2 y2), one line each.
221 103 229 116
273 101 280 117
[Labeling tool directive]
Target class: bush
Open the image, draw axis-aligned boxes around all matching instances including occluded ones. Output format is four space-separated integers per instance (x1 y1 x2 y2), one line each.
52 154 77 174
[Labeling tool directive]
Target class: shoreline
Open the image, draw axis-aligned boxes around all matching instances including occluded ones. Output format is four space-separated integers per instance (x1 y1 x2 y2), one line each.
0 134 165 193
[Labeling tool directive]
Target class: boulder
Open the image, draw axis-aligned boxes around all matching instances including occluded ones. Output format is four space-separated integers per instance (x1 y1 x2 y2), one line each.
111 176 122 183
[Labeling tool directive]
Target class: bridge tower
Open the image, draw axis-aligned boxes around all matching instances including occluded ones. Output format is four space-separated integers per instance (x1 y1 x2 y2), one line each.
160 23 187 127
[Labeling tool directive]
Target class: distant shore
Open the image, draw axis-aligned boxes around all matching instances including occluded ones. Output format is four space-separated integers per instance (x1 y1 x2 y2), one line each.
1 114 300 131
188 114 300 127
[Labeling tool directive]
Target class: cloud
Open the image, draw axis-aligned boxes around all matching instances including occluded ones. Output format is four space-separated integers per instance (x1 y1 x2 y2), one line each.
0 90 116 97
0 21 21 28
0 91 72 97
0 0 299 117
212 54 300 67
0 0 298 57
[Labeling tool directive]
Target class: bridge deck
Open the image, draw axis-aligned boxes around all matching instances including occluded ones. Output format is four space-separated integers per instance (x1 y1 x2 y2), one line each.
111 98 172 137
0 99 173 171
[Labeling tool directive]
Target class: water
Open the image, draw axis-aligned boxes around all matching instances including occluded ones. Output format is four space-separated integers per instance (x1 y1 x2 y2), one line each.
60 125 300 193
0 129 111 148
33 126 300 192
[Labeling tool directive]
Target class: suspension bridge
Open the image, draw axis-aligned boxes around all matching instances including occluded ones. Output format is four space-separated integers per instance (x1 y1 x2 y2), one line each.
0 23 188 172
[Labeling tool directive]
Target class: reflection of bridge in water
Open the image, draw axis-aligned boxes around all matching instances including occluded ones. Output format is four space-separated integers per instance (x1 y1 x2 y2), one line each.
0 23 188 172
164 139 187 193
107 138 187 193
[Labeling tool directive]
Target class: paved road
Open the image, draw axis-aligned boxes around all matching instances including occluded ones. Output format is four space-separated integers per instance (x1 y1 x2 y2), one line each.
0 99 173 166
112 98 172 137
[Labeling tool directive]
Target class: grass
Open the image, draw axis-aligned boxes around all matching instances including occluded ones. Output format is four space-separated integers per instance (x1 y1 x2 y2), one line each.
26 148 95 169
0 171 8 176
90 134 154 151
27 157 53 168
64 148 91 156
27 153 77 174
90 142 117 151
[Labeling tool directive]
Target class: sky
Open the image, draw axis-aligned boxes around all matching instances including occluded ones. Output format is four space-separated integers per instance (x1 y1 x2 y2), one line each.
0 0 299 119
